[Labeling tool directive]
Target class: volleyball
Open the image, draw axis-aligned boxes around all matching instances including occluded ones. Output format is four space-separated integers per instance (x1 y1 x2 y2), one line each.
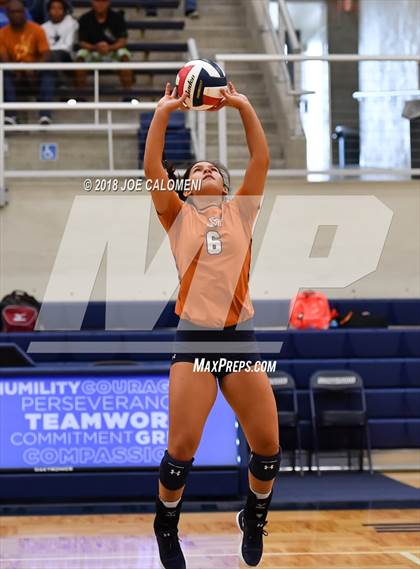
176 59 228 110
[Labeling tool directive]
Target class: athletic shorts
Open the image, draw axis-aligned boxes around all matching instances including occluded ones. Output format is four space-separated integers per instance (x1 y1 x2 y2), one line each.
170 318 262 384
76 48 132 62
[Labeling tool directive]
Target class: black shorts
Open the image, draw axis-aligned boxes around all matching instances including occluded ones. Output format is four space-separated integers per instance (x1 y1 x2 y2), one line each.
170 318 261 384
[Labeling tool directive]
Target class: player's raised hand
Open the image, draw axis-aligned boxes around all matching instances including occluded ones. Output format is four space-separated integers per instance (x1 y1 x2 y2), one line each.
220 81 250 110
156 83 189 114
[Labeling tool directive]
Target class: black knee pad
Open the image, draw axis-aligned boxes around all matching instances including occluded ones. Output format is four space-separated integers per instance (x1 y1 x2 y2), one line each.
159 450 194 490
248 449 281 481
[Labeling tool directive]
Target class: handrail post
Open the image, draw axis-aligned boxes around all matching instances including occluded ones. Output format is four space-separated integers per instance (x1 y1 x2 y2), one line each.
94 69 99 124
216 58 228 167
107 110 114 171
0 68 5 207
198 111 206 160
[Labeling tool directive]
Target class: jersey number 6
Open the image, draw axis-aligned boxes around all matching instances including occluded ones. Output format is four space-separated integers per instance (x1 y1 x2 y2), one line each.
206 231 222 255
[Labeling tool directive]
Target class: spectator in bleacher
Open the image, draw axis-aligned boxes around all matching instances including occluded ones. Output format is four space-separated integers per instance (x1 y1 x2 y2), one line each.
42 0 77 61
75 0 134 92
0 0 32 27
0 0 54 125
41 0 77 111
146 0 199 19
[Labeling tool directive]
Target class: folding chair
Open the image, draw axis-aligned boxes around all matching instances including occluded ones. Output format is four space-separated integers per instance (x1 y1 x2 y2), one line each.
310 370 373 475
269 371 304 475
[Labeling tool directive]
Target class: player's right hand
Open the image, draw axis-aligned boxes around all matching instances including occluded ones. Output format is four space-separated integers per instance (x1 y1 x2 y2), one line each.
156 83 189 114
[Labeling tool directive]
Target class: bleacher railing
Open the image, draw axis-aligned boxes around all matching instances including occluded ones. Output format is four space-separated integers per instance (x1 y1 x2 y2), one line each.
215 53 420 179
1 54 420 206
0 59 206 206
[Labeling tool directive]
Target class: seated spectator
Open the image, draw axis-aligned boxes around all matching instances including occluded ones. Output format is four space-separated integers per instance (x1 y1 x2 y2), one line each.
75 0 134 92
42 0 77 61
0 0 53 125
0 0 32 28
146 0 199 19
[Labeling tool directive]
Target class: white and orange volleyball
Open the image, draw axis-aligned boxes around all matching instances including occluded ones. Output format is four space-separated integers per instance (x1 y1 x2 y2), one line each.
176 59 228 110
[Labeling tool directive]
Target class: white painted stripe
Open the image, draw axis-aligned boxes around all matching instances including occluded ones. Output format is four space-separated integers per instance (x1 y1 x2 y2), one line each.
400 552 420 566
0 549 418 563
27 340 283 354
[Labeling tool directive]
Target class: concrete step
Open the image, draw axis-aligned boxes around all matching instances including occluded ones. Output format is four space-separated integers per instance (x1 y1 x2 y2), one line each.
139 25 246 42
20 109 142 124
5 132 139 170
222 158 285 169
206 107 276 123
206 144 277 161
187 3 244 18
205 131 281 147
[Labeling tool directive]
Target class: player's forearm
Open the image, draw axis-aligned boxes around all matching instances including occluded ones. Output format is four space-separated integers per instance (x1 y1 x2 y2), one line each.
239 102 270 165
144 108 169 177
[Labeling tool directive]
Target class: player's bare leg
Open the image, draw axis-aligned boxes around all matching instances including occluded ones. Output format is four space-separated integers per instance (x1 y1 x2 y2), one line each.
154 362 217 569
221 368 280 566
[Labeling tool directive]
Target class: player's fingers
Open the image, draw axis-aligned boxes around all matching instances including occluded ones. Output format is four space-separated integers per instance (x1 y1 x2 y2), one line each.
208 99 226 111
171 86 177 98
178 95 189 110
220 88 231 99
228 81 237 94
165 82 171 96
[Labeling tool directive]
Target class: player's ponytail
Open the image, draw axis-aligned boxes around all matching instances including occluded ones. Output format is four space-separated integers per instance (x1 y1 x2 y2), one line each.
162 160 188 201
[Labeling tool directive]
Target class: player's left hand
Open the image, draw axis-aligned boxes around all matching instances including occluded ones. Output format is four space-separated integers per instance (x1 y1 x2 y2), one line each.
219 81 250 110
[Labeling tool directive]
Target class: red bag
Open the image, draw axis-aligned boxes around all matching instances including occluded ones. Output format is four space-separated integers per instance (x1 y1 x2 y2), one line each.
289 291 336 330
0 290 40 332
2 305 38 332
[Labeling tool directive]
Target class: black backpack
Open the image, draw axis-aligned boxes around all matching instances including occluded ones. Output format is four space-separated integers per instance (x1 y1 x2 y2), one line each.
339 310 388 328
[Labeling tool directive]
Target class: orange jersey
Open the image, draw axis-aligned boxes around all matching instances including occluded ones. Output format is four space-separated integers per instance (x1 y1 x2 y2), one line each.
158 194 261 328
0 21 49 62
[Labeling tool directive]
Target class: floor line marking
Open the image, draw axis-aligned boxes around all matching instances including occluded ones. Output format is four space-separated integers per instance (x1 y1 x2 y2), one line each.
400 552 420 566
0 549 418 563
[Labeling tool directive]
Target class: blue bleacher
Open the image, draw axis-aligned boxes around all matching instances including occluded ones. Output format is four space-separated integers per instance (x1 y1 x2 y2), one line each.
127 20 185 30
72 0 180 7
138 111 193 167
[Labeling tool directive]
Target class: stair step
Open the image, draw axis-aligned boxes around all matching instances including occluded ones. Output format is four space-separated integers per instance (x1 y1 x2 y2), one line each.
223 158 286 169
206 132 280 146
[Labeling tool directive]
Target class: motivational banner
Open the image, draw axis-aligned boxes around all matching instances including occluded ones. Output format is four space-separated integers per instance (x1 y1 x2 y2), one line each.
0 375 239 471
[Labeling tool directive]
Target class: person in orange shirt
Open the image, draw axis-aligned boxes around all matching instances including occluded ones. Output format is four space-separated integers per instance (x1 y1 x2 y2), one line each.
0 0 52 125
144 83 280 569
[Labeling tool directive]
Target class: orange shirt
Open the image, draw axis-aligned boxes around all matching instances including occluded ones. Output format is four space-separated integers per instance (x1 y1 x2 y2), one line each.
0 21 49 62
158 194 261 329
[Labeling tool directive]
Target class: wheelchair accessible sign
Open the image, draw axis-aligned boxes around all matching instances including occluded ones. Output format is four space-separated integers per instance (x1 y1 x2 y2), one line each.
40 143 58 161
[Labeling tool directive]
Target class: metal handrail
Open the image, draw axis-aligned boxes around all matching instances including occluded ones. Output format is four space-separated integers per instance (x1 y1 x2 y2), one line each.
0 40 205 206
2 53 420 204
0 62 185 70
216 54 420 62
215 52 420 168
277 0 301 53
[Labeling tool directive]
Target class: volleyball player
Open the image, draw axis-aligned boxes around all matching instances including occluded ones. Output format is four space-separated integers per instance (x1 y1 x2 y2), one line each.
144 82 280 568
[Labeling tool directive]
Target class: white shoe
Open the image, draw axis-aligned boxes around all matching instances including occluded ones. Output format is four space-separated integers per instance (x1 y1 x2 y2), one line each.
39 115 52 125
4 115 17 126
186 9 200 18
